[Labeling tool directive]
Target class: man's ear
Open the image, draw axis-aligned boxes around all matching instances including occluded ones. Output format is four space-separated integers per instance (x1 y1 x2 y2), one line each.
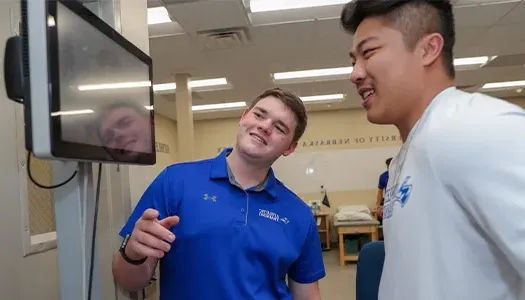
282 141 298 157
241 108 250 120
419 32 444 67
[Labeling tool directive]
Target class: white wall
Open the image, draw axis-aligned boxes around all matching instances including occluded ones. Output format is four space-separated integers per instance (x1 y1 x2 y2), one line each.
0 1 57 299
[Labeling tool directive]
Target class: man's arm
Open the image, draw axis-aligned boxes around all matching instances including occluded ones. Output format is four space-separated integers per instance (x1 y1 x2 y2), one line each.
376 174 386 217
376 189 383 207
112 254 158 292
289 279 321 300
429 110 525 279
112 167 182 291
287 215 326 300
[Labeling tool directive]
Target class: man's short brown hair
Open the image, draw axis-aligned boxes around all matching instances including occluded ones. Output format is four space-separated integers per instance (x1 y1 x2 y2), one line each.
248 87 308 142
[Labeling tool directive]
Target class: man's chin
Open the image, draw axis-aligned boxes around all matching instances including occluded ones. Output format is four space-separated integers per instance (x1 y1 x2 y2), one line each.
366 110 392 125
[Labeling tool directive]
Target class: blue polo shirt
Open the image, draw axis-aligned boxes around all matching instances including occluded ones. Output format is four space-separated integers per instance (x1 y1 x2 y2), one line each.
378 171 389 192
119 148 326 300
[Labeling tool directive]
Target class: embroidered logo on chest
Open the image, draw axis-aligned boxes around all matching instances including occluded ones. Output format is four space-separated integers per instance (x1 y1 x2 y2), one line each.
203 193 217 203
259 209 289 224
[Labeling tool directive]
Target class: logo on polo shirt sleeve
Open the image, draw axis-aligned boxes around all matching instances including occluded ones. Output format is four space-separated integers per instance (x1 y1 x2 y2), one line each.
259 209 289 224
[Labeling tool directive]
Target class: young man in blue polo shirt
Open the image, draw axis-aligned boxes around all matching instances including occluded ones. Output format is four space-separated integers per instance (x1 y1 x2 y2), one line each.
375 157 391 221
112 87 326 300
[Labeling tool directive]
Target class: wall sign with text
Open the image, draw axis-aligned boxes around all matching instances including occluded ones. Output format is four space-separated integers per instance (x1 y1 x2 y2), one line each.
300 135 401 148
155 142 170 154
216 135 401 152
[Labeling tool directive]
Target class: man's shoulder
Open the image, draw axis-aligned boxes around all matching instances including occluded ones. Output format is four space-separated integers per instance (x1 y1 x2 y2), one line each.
165 157 215 173
425 90 524 140
432 89 524 125
421 91 525 168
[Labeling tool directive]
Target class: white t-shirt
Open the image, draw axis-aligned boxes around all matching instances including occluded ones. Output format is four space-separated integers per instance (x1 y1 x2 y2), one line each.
379 87 525 300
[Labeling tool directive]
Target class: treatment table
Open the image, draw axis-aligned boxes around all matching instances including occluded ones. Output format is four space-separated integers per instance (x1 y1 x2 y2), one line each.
334 219 380 266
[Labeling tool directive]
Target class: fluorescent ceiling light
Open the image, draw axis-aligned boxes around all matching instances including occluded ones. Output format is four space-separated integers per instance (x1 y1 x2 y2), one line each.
454 56 495 66
144 105 154 110
153 83 176 92
273 67 353 81
148 7 172 25
78 81 151 91
51 109 94 117
481 80 525 90
192 101 246 112
301 94 344 102
153 78 229 92
250 0 348 12
190 78 228 88
272 56 495 82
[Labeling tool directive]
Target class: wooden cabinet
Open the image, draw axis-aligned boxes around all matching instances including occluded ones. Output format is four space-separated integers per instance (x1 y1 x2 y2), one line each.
314 213 330 251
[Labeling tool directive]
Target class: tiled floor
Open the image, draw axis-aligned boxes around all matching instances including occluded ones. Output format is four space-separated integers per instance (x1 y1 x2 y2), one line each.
319 249 357 300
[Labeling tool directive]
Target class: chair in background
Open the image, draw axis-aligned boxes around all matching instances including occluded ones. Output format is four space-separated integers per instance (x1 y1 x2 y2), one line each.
355 241 385 300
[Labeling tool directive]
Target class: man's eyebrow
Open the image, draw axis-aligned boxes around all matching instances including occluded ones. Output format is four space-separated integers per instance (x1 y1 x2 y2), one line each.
253 107 267 114
276 120 291 132
254 106 291 132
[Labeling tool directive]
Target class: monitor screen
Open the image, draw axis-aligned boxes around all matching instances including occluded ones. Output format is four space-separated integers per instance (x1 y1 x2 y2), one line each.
28 0 156 164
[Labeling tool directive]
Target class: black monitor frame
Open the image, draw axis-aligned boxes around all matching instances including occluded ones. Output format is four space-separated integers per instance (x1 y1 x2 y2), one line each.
21 0 156 165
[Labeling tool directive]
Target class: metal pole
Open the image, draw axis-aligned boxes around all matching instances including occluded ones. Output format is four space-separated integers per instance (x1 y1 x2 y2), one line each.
53 161 100 300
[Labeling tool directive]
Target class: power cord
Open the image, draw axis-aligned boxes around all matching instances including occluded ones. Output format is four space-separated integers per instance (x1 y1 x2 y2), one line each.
88 163 102 300
27 151 102 299
26 151 78 189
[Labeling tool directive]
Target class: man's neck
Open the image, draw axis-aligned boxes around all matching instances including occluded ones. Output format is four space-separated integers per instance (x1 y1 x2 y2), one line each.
397 81 454 142
226 147 270 189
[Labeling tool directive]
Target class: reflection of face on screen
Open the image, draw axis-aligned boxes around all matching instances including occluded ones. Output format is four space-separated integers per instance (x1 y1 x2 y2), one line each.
56 1 152 150
97 104 152 162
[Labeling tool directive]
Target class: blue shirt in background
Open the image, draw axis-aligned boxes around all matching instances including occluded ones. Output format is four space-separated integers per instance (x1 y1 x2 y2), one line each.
378 171 389 193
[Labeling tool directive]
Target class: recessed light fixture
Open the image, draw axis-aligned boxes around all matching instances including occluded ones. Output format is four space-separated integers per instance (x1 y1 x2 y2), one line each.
272 56 497 83
481 80 525 90
301 94 345 102
250 0 348 13
273 67 353 82
192 101 247 112
148 7 172 25
454 56 497 71
153 78 230 93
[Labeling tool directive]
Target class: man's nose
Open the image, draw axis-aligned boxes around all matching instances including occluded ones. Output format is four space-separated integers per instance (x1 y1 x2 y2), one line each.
349 62 366 85
257 119 272 134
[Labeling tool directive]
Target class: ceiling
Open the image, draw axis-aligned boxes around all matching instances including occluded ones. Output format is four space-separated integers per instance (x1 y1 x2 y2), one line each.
145 0 525 121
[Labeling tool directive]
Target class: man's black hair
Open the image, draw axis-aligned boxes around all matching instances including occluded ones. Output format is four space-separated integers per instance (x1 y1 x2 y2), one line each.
340 0 456 79
386 157 393 166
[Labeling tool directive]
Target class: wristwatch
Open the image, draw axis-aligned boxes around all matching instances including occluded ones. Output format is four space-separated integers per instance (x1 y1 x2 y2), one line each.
119 234 148 265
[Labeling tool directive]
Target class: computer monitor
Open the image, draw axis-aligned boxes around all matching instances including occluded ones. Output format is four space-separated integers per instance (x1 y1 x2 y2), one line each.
20 0 156 165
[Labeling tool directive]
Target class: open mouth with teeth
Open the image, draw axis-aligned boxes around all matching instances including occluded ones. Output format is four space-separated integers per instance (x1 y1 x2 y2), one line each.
362 90 375 101
250 133 267 145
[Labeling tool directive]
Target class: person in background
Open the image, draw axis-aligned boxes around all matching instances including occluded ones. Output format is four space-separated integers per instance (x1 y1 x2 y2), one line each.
341 0 525 299
375 157 392 221
112 87 325 300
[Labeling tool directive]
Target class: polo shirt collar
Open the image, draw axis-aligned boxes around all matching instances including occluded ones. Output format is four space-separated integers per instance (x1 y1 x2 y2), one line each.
210 148 278 199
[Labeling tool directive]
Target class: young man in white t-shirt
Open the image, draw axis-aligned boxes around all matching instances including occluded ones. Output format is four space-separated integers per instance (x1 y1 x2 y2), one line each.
340 0 525 299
